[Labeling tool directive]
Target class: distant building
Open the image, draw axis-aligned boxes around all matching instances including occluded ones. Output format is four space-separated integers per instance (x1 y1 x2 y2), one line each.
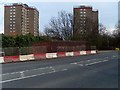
73 5 98 41
4 3 39 36
118 1 120 28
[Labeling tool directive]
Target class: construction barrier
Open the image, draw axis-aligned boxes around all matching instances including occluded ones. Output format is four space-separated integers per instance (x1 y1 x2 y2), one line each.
34 53 46 60
4 56 19 62
57 52 66 57
0 50 97 64
46 53 57 59
80 51 86 55
91 50 96 54
86 51 91 54
20 54 34 61
0 57 4 63
66 52 74 56
74 51 80 56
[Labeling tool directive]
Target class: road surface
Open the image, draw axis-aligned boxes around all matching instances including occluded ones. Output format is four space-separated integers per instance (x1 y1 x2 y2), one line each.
1 51 119 88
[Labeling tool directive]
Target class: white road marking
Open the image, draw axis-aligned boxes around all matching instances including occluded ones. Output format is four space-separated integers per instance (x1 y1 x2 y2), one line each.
47 71 55 74
78 64 83 66
52 68 56 72
20 71 24 78
112 55 117 58
70 62 77 65
61 69 68 71
1 72 47 83
1 67 69 83
85 60 109 66
1 66 51 76
102 60 108 62
49 66 56 72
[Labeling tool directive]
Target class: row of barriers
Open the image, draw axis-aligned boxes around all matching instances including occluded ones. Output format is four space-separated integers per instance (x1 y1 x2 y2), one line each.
0 50 97 63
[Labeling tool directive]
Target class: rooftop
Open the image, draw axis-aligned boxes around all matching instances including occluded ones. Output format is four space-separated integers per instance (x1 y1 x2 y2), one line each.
4 3 38 11
74 5 92 9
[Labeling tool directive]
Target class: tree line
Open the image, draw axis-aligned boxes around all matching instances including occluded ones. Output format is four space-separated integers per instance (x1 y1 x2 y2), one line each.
1 34 51 48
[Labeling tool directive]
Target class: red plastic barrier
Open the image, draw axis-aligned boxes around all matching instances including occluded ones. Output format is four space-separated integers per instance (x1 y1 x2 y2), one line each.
57 52 66 57
4 56 20 63
86 51 91 54
74 51 80 56
34 53 46 60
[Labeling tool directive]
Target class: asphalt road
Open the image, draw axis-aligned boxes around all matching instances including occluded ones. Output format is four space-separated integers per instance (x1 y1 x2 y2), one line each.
1 51 119 88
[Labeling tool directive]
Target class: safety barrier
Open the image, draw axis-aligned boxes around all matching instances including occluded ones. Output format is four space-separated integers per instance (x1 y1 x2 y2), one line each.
80 51 86 55
57 52 66 57
0 57 4 63
91 50 96 54
0 50 97 64
46 53 57 59
34 53 46 60
4 56 19 62
65 52 74 56
20 54 34 61
74 51 80 56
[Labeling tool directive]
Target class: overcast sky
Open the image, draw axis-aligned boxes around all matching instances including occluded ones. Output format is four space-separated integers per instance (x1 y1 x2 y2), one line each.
0 0 119 34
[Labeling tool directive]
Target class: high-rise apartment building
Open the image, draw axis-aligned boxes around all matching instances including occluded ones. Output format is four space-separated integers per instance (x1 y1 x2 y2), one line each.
73 5 98 41
118 1 120 28
4 3 39 36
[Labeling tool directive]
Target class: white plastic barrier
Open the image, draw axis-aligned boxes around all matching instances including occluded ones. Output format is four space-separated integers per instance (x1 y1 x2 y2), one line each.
0 57 4 63
46 53 57 58
26 54 34 60
20 55 28 61
91 50 96 54
20 54 34 61
80 51 86 55
66 52 74 56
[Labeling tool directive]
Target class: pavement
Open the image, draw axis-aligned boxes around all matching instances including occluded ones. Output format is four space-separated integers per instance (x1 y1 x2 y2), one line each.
1 51 119 88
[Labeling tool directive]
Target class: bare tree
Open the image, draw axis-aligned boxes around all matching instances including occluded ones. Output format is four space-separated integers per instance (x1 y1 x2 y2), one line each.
44 11 73 40
99 23 107 35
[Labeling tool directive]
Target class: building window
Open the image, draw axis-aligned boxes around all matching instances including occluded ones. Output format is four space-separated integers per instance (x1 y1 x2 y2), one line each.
10 18 12 20
13 9 15 11
13 6 15 8
10 12 12 14
84 12 86 14
13 12 15 14
13 18 15 20
13 21 15 23
10 9 12 11
10 15 12 17
13 15 15 17
80 15 83 17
